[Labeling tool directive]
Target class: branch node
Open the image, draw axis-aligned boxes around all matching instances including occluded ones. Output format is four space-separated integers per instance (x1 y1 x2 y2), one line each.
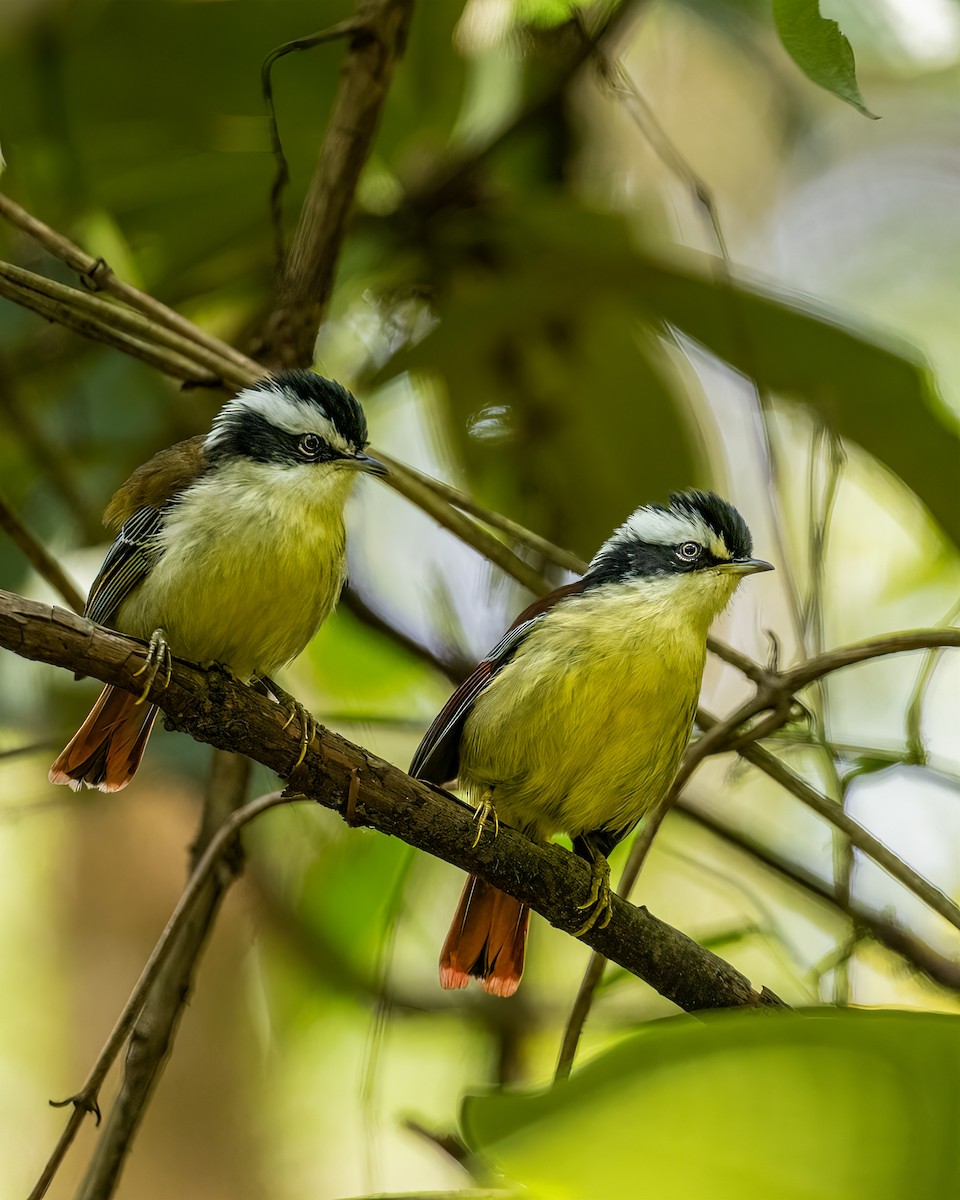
79 256 111 292
49 1091 102 1126
344 765 362 826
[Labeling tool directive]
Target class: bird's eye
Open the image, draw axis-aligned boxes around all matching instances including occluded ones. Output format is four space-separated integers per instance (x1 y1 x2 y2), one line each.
677 541 701 561
298 433 322 459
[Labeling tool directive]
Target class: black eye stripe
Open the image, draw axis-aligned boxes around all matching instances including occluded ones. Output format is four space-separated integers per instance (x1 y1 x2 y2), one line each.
207 410 350 467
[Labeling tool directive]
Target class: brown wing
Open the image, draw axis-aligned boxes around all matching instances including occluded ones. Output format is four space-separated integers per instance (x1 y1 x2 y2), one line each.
410 580 586 785
103 435 207 530
86 435 209 628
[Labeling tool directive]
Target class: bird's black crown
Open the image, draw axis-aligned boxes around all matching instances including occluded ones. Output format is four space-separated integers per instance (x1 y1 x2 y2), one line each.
667 490 753 561
272 370 369 449
586 489 755 585
207 370 369 468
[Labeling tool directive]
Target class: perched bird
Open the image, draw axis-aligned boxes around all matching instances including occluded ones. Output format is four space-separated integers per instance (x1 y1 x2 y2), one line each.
50 370 385 792
410 491 772 997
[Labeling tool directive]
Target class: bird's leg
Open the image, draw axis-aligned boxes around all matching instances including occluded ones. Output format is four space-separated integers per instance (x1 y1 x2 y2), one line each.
256 675 317 769
572 833 614 936
131 628 172 705
471 788 499 848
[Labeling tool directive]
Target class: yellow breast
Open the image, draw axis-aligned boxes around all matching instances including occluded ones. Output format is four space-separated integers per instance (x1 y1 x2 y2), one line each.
459 577 712 841
116 459 355 679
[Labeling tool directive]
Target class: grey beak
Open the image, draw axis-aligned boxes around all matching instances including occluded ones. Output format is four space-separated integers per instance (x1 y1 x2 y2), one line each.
722 557 775 576
347 452 388 477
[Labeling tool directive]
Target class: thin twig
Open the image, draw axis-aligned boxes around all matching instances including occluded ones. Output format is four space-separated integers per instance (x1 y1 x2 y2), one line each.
0 192 260 375
0 270 224 386
27 785 293 1200
0 491 84 611
74 754 253 1200
261 18 365 272
904 599 960 763
381 456 551 596
675 799 960 992
0 262 253 389
695 711 960 933
376 452 587 575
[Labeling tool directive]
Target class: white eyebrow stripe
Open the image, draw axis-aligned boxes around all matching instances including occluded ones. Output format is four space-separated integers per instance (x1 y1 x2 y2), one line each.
621 506 714 547
589 504 734 568
205 385 353 454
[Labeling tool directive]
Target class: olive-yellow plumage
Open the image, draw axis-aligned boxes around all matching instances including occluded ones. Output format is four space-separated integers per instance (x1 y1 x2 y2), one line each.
50 371 384 792
411 490 773 997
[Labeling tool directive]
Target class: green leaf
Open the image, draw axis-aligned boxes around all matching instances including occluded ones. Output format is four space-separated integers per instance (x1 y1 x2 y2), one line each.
773 0 877 118
463 1010 960 1199
626 250 959 546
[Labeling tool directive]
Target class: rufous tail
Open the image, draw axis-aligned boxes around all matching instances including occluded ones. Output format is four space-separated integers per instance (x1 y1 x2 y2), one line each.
49 685 158 792
439 875 529 998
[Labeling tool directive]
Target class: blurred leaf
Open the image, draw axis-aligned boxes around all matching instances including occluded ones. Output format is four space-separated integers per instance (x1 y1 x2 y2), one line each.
773 0 877 118
627 249 959 545
383 199 957 546
381 207 704 558
463 1010 960 1199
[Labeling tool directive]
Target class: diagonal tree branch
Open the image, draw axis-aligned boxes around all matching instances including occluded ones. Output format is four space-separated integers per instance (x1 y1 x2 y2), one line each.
2 588 786 1011
0 490 84 611
259 0 416 367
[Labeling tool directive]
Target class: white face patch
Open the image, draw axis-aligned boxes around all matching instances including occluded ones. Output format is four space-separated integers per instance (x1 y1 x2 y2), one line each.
619 505 729 558
205 383 353 455
589 504 730 570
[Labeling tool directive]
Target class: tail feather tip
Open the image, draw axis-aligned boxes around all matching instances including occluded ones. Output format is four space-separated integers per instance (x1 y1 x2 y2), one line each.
439 964 472 991
483 973 521 999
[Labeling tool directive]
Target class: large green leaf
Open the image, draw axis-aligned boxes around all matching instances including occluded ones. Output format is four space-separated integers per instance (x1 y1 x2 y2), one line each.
382 201 957 547
463 1009 960 1199
773 0 877 118
626 250 958 545
382 247 704 560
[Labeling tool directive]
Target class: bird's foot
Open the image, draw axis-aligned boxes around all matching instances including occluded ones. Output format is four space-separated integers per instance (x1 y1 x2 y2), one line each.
471 792 499 849
258 677 317 769
573 854 613 936
131 628 172 705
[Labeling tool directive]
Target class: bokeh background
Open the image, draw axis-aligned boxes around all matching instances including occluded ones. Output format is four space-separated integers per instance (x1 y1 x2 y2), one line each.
0 1 958 1197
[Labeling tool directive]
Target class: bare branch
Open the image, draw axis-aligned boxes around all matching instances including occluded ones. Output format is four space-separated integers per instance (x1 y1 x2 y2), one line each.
382 456 551 596
376 452 587 575
695 709 960 933
260 0 416 366
73 754 253 1200
783 629 960 690
0 262 251 389
0 191 260 376
0 267 224 387
27 784 288 1200
676 799 960 992
1 588 786 1015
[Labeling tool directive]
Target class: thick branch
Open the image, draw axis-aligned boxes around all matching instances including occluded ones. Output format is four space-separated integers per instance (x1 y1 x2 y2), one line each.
262 0 415 366
0 588 783 1015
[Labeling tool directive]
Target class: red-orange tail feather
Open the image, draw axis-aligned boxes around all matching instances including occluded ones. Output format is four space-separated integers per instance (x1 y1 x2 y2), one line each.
440 875 529 998
49 685 158 792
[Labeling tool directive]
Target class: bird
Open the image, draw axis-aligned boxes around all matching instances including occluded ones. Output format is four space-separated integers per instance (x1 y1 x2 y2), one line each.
410 490 772 997
50 369 385 792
